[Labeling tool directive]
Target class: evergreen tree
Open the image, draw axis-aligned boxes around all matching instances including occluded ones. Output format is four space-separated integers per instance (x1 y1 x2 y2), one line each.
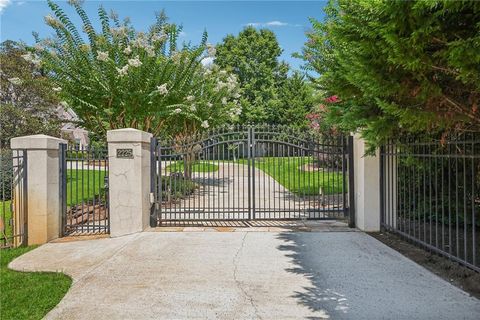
298 0 480 146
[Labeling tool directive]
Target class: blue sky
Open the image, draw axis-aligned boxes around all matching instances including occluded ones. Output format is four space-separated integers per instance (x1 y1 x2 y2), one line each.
0 0 326 71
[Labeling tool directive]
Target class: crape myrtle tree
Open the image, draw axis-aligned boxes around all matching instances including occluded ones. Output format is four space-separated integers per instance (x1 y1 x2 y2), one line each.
298 0 480 147
0 40 61 149
1 40 61 200
215 26 313 127
30 0 241 143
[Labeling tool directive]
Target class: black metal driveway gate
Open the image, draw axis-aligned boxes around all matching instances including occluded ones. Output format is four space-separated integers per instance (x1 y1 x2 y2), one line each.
151 125 354 226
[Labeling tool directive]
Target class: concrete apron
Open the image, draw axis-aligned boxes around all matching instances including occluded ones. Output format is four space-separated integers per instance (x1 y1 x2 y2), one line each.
9 230 480 320
147 220 354 233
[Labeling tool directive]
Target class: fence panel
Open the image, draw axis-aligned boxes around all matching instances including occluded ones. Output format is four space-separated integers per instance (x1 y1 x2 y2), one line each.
381 133 479 272
60 144 109 236
1 148 27 248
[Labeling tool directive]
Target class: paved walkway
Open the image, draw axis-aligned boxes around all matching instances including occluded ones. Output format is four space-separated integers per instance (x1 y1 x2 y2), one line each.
10 230 480 319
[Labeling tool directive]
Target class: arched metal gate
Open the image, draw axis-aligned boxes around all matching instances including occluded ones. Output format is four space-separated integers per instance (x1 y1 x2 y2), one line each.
150 125 354 226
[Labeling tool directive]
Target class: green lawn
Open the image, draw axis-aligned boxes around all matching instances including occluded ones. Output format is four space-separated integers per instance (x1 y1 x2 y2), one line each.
66 169 107 206
1 200 12 241
237 157 344 195
0 246 72 320
165 161 219 173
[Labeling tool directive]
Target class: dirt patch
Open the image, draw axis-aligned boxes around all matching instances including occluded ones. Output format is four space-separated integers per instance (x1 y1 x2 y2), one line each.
51 234 109 243
369 231 480 299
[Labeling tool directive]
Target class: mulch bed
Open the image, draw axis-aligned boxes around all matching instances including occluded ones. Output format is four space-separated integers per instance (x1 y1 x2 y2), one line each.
369 231 480 299
67 204 107 225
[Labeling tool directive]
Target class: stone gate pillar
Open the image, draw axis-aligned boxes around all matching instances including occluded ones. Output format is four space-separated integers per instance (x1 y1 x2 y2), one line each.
10 134 66 245
107 128 152 237
352 134 381 231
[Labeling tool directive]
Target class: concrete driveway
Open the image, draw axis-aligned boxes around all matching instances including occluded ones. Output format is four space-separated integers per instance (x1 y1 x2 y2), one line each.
10 230 480 319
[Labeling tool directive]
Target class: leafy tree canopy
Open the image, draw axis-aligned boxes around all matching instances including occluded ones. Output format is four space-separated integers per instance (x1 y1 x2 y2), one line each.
0 40 61 148
30 0 241 139
215 26 313 126
298 0 480 146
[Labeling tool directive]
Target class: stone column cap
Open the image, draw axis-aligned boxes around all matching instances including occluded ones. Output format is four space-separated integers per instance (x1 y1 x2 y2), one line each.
107 128 152 143
10 134 66 150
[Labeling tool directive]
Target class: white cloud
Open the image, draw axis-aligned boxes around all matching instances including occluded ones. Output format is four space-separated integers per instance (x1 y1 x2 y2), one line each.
179 31 187 37
0 0 11 13
245 20 301 28
265 21 289 27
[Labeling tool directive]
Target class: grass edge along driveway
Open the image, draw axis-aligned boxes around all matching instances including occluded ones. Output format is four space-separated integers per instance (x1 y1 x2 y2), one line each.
0 246 72 320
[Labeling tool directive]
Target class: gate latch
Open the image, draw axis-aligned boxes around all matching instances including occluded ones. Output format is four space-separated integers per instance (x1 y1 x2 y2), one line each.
149 192 155 204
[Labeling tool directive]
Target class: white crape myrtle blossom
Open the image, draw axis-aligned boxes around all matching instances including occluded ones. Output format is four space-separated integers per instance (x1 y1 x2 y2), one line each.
8 77 23 85
132 34 149 49
110 27 127 38
22 52 41 66
41 39 55 47
221 97 227 105
186 95 195 102
31 57 42 67
53 87 62 92
226 75 238 91
190 104 197 112
174 108 182 114
44 14 62 28
215 81 226 92
128 56 142 67
123 46 132 55
201 120 210 129
172 51 182 63
156 84 168 95
96 51 109 62
116 65 129 77
228 105 242 119
145 46 155 57
206 43 216 57
151 32 167 43
21 52 34 62
206 102 213 108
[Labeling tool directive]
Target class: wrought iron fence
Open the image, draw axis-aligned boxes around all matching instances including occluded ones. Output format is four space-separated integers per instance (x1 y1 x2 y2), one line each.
0 148 27 248
380 133 480 272
151 125 354 226
60 144 109 236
